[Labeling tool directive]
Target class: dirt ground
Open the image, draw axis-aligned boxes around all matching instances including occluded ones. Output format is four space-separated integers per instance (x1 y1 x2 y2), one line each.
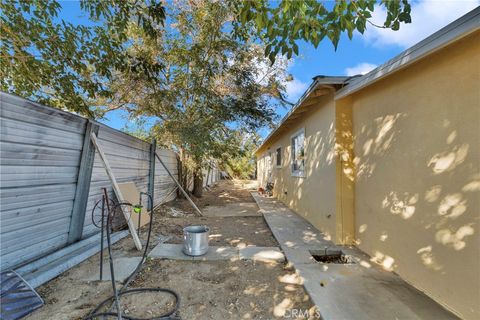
170 179 259 210
25 180 315 320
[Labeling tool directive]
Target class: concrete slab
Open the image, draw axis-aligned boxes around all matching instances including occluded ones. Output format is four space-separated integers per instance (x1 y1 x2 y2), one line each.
193 246 239 261
149 243 238 261
149 243 284 263
251 192 459 320
253 194 332 250
81 257 142 282
239 247 285 263
296 263 458 320
148 243 194 260
282 248 317 265
202 202 260 217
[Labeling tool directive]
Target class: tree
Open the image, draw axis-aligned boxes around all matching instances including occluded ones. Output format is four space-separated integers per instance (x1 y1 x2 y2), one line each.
0 0 165 117
102 1 290 197
122 118 151 142
221 131 261 180
232 0 412 63
1 0 413 113
2 0 414 197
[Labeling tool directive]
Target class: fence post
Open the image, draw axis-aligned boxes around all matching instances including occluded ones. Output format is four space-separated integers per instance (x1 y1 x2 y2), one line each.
67 121 99 244
148 138 156 210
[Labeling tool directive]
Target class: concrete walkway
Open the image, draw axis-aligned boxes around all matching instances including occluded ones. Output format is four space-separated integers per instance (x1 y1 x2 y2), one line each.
252 192 458 320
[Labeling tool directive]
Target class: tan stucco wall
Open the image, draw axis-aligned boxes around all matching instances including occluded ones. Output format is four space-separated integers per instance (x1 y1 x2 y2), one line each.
256 31 479 319
346 31 480 319
257 94 339 240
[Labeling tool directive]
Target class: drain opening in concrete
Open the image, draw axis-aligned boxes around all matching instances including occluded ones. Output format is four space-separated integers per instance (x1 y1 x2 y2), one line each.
309 249 355 264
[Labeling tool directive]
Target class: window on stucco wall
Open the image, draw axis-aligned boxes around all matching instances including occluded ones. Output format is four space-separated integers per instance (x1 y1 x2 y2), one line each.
276 147 281 167
291 129 305 177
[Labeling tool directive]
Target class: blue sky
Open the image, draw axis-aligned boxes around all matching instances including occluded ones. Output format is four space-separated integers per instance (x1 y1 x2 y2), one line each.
58 0 479 135
283 1 479 104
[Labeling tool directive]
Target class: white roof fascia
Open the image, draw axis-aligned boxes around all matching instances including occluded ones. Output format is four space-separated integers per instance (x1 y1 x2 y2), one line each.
256 76 349 153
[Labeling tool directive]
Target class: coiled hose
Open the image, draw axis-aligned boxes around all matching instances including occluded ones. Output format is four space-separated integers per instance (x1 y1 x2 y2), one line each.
84 192 180 320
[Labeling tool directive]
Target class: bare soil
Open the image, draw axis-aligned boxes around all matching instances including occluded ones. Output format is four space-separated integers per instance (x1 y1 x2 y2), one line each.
25 180 315 320
163 179 258 212
128 259 315 319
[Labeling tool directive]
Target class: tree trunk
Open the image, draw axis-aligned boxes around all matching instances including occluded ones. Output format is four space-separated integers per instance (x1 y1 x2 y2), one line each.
192 169 203 198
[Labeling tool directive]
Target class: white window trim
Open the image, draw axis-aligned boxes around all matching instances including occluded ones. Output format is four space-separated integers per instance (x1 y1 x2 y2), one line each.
275 146 282 168
290 128 306 178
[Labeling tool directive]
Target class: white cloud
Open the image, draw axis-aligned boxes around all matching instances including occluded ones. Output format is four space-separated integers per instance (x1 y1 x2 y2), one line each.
344 62 378 76
285 78 309 102
363 0 479 48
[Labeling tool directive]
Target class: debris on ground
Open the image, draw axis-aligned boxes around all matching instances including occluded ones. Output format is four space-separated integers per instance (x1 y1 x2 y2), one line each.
168 207 188 217
156 205 191 218
155 234 172 244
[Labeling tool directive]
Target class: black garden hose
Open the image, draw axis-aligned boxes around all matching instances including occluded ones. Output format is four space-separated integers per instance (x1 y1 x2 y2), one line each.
84 193 180 320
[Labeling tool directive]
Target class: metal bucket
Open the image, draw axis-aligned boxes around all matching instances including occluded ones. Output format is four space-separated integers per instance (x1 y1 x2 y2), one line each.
183 225 209 256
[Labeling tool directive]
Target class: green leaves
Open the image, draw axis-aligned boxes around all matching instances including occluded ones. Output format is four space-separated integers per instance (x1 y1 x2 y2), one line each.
1 0 166 117
222 130 261 179
381 0 411 29
100 1 287 173
232 0 412 63
292 42 299 56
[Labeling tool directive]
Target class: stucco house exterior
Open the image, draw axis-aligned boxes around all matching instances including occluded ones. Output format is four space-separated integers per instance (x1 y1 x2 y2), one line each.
256 8 479 319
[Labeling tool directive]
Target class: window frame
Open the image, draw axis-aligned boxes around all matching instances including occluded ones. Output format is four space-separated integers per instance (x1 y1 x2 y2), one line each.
275 147 282 168
290 128 306 178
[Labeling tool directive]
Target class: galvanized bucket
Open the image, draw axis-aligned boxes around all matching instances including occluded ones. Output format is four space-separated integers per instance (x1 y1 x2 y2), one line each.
183 225 209 256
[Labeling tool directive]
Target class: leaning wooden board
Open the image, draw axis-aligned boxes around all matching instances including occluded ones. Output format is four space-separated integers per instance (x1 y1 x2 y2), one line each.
118 182 151 229
90 132 143 250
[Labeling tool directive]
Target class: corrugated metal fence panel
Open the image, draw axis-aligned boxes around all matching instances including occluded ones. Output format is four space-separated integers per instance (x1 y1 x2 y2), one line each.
212 167 218 184
1 92 182 267
154 149 178 206
82 145 178 237
202 165 220 187
82 125 151 238
0 93 86 270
